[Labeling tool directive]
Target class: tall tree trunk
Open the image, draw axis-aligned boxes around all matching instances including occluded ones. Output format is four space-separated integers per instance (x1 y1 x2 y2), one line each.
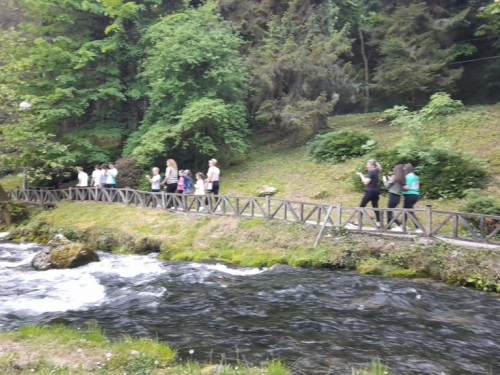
359 28 370 114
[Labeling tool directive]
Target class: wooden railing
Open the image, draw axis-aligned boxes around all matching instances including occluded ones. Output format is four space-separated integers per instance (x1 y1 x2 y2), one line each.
8 187 500 246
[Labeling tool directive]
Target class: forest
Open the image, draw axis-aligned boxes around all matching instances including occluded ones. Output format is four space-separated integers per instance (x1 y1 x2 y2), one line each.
1 0 500 177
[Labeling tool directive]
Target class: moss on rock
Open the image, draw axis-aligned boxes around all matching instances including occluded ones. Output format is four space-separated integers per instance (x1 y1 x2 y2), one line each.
32 235 99 270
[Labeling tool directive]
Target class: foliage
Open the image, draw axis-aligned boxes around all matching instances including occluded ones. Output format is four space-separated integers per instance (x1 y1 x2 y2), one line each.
477 1 500 35
114 157 143 189
350 148 486 199
308 129 375 163
461 189 500 234
250 0 358 132
372 3 473 106
0 200 28 223
126 2 250 167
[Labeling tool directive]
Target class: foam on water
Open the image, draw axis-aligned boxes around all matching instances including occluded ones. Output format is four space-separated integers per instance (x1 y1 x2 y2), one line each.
0 232 10 239
190 262 267 276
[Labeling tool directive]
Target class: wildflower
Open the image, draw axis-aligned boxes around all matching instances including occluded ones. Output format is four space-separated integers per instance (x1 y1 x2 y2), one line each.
30 370 35 372
235 366 239 370
106 353 112 358
189 349 194 355
154 360 159 365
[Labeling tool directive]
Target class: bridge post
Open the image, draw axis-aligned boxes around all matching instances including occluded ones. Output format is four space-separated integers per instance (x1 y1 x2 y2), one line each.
69 187 73 200
426 204 432 236
336 202 342 228
265 193 271 218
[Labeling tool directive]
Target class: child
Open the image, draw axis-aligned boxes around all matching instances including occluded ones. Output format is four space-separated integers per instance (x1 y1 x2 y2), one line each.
146 167 161 192
195 172 205 195
183 170 193 194
177 170 185 194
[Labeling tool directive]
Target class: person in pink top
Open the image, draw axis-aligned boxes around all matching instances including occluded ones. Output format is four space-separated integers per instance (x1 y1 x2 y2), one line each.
177 170 185 194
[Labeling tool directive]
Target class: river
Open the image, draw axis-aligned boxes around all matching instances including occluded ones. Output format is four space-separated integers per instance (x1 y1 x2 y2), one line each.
0 240 499 374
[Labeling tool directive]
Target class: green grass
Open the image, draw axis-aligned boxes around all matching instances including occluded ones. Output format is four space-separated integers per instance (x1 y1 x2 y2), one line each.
0 325 290 374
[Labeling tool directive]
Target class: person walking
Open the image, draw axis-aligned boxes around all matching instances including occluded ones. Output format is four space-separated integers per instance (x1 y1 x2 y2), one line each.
98 164 108 201
163 159 178 208
195 172 206 211
177 170 185 194
76 168 88 187
162 159 178 193
146 167 161 192
394 163 422 232
205 159 220 195
355 158 382 228
383 164 405 229
107 162 118 188
183 170 193 194
195 173 205 196
90 165 101 187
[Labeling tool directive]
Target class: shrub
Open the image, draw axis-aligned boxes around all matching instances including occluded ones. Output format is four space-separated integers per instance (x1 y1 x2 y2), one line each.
0 201 29 224
350 149 486 199
308 129 375 163
115 157 143 189
461 189 500 234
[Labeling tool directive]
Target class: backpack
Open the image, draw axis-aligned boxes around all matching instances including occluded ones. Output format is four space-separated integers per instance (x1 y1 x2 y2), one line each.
183 175 193 191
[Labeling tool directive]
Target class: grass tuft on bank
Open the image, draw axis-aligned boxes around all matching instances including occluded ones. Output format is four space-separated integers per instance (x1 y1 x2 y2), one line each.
0 325 290 374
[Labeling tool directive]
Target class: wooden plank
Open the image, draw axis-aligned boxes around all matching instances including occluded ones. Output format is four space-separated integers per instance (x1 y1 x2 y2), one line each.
314 206 334 248
433 214 453 234
458 215 478 241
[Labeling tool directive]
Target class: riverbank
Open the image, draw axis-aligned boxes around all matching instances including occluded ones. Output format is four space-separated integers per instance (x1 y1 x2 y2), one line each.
0 325 290 374
5 202 500 293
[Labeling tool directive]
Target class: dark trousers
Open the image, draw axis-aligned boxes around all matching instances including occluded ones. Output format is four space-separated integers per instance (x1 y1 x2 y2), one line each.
387 193 401 225
360 189 380 222
151 189 160 193
205 181 220 207
394 194 419 227
166 183 177 208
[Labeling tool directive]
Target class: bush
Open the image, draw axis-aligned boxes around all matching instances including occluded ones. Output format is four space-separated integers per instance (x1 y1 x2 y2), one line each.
461 189 500 234
308 129 375 163
350 149 486 199
115 158 143 189
0 201 29 225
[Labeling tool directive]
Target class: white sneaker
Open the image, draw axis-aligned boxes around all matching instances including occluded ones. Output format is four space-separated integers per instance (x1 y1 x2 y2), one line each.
414 229 424 234
199 207 205 211
391 226 403 232
345 223 358 229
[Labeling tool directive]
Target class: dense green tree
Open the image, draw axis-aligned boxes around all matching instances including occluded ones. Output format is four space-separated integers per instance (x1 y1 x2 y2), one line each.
372 2 474 106
250 0 358 133
0 0 182 176
125 2 250 167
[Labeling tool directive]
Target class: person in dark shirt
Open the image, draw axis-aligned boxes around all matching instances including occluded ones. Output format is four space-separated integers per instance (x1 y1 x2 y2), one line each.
355 158 382 227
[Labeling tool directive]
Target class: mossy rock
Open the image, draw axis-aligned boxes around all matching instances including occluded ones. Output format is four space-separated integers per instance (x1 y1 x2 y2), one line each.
32 235 99 271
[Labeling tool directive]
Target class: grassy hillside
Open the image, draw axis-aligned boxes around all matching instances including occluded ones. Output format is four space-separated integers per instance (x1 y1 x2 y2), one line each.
222 105 500 212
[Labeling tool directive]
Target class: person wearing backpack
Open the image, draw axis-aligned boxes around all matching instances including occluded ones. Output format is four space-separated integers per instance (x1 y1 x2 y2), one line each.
183 170 193 194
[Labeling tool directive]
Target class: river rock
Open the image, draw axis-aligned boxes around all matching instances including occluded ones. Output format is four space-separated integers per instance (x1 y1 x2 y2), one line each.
32 234 99 270
418 237 435 246
257 186 278 197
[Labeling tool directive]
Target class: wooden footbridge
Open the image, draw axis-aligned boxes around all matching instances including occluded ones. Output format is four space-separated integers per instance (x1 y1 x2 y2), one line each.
8 187 500 247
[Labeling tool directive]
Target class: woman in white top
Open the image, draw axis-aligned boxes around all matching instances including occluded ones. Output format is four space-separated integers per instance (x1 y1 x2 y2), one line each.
162 159 178 194
205 158 220 195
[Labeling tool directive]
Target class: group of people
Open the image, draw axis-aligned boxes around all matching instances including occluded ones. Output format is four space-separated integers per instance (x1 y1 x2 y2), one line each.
145 158 220 196
74 159 220 198
75 162 118 188
355 159 420 231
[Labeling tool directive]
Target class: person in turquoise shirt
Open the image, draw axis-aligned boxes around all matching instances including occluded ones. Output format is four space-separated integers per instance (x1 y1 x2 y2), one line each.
393 163 422 232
